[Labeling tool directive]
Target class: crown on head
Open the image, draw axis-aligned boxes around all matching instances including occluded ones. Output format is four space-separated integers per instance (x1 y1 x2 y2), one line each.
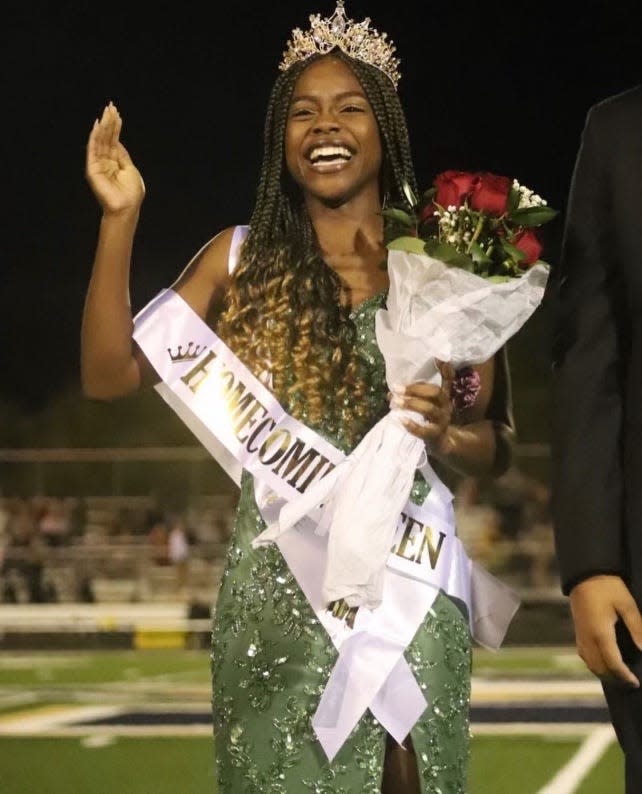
279 1 401 90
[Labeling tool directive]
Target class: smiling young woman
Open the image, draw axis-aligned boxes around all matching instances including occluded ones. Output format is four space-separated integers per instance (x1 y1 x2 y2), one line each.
81 4 514 792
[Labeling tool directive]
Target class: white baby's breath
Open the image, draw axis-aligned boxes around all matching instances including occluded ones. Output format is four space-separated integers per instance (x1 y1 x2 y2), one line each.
513 179 546 209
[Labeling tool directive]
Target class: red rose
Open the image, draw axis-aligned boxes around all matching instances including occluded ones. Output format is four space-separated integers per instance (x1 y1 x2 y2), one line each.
513 229 543 267
470 172 511 216
432 170 477 210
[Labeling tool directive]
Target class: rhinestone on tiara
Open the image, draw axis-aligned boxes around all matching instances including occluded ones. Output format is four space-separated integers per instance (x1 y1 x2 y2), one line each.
279 1 401 89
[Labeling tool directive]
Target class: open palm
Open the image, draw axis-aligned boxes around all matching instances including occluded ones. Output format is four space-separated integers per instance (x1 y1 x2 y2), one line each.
86 102 145 214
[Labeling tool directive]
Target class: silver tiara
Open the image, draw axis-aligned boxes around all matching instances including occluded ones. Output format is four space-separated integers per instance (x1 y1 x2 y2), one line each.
279 1 401 90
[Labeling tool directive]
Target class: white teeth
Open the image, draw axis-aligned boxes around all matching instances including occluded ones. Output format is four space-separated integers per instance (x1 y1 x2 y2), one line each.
308 145 352 163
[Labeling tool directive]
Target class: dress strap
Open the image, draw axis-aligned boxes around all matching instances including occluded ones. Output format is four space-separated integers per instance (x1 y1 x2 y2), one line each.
228 225 249 275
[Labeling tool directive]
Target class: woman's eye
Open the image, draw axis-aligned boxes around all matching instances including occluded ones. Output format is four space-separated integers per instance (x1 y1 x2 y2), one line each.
342 105 365 113
291 107 313 118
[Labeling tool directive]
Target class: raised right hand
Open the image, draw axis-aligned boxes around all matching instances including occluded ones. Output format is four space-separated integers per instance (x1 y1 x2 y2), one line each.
85 102 145 215
570 574 642 687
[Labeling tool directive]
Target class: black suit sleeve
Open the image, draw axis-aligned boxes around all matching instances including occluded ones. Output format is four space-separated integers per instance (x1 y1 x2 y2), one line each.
551 106 626 595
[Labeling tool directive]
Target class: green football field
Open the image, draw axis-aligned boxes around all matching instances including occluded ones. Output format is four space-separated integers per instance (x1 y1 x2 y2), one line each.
0 735 624 794
0 647 624 793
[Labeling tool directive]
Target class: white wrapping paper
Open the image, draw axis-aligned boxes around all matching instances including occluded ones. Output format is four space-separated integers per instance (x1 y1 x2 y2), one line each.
264 251 549 609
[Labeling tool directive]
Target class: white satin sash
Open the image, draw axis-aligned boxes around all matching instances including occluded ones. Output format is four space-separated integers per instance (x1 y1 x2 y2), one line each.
132 288 519 760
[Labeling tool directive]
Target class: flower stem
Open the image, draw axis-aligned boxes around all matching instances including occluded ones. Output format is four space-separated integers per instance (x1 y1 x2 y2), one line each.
466 214 485 254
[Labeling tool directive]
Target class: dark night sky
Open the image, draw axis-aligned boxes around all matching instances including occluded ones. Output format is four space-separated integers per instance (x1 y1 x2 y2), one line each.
4 0 642 414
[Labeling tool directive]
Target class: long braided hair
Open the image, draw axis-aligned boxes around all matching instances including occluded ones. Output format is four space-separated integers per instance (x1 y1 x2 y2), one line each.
217 50 417 442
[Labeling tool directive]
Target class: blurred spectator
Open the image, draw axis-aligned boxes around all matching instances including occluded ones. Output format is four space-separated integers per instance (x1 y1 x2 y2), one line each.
37 497 70 547
1 498 49 602
487 466 557 589
167 514 191 596
214 514 232 544
109 505 141 541
65 496 87 540
148 515 169 565
454 477 501 567
0 499 9 568
490 466 549 539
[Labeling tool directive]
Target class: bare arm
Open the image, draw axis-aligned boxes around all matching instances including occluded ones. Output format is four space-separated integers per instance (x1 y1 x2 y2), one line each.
81 103 234 400
81 103 145 399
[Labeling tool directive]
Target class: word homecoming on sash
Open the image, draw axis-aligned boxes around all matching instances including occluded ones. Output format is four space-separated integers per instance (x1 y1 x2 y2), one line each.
180 348 336 493
180 346 447 575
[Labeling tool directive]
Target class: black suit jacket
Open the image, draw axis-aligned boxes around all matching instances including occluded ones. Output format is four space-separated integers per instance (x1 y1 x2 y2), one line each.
552 85 642 599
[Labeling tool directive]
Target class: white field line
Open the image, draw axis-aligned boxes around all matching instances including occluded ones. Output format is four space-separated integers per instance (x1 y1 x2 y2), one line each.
472 722 608 737
0 705 125 735
0 703 213 737
0 691 38 709
536 725 616 794
471 678 603 701
1 725 213 738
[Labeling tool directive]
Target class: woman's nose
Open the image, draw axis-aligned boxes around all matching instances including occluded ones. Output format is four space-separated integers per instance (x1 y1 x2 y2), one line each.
313 113 340 133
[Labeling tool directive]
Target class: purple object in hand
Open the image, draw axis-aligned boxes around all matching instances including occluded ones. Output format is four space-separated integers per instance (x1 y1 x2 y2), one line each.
451 366 481 411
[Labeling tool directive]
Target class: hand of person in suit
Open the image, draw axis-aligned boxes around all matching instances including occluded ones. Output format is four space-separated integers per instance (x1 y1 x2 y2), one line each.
570 574 642 686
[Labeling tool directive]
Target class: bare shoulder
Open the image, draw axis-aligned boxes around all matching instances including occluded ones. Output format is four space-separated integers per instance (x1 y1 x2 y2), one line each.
172 226 240 320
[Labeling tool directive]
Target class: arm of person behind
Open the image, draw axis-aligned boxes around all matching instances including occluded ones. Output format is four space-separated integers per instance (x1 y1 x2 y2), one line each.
551 103 642 686
438 347 515 479
81 103 234 400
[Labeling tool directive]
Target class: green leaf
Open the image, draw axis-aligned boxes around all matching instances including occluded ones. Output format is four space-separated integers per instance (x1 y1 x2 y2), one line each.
402 181 418 209
509 205 558 227
422 187 437 202
499 237 526 261
386 236 428 254
469 240 492 265
485 275 513 283
424 239 475 271
506 187 521 215
381 207 415 226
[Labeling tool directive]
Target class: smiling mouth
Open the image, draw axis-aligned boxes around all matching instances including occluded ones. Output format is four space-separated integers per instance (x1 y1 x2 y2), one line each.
306 145 354 169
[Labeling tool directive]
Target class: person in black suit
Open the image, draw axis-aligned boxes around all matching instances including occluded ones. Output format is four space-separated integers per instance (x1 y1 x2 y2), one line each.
552 85 642 790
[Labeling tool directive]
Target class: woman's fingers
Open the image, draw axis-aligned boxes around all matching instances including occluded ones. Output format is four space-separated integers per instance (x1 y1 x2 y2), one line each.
400 416 455 453
436 359 456 392
89 108 107 163
391 371 455 449
392 394 445 423
86 103 127 174
117 141 133 168
391 379 453 421
108 103 121 150
89 103 120 156
85 101 144 213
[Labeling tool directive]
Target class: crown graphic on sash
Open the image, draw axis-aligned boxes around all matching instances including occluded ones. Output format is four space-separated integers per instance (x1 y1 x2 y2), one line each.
167 342 204 363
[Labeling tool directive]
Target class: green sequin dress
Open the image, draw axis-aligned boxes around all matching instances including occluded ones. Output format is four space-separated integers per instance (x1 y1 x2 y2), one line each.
211 293 472 794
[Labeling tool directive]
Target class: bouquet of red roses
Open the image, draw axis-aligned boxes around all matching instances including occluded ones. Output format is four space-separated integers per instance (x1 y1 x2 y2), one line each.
383 170 557 278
